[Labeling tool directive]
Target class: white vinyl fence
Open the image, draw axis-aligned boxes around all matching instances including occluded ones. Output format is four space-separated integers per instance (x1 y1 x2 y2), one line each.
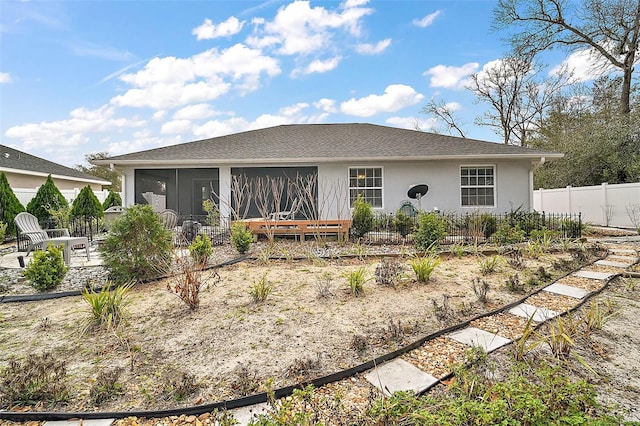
13 187 117 208
533 182 640 229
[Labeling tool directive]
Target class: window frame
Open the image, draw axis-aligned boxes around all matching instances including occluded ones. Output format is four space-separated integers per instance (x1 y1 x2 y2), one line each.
348 166 384 209
460 164 496 208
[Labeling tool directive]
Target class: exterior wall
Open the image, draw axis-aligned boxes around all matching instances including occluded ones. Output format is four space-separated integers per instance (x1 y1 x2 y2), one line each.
13 187 116 207
4 171 104 191
122 159 535 218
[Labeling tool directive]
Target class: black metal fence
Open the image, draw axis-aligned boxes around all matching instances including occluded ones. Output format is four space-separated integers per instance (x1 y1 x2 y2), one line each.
355 211 583 245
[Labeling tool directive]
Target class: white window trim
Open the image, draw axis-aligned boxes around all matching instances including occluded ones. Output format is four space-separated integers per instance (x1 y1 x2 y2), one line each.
348 166 384 209
460 164 496 208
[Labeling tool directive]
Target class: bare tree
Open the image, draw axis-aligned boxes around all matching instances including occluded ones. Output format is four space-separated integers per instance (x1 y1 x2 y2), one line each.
421 98 467 138
469 56 571 145
494 0 640 114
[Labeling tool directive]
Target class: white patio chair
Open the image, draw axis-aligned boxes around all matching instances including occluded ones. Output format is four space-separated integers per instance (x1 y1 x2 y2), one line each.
15 212 70 256
269 198 300 221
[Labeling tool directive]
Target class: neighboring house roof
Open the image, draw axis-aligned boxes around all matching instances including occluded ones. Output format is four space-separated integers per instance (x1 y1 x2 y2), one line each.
96 123 563 166
0 144 111 186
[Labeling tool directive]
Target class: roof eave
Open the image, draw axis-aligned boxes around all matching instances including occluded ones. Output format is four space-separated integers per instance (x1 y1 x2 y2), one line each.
0 166 112 186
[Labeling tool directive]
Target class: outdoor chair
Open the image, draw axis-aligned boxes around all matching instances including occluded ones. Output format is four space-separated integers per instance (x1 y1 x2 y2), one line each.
269 198 300 221
14 212 90 264
159 209 178 230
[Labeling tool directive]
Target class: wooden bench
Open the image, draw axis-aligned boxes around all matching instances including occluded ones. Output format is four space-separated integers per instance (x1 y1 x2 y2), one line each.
237 219 351 241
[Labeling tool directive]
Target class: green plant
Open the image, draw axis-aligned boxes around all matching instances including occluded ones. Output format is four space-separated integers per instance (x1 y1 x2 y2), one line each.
479 254 502 275
189 233 213 266
413 211 446 250
231 222 253 254
160 370 199 401
100 204 173 284
492 222 526 245
392 210 413 237
0 171 25 238
584 300 617 333
505 273 526 293
342 267 370 296
22 243 68 291
26 174 68 224
249 272 272 302
546 314 579 358
0 352 69 407
374 258 403 286
0 221 6 242
46 204 71 230
70 185 103 219
450 242 467 258
203 198 220 227
350 238 369 261
351 195 374 238
102 190 122 210
82 282 133 330
410 254 440 282
89 368 124 405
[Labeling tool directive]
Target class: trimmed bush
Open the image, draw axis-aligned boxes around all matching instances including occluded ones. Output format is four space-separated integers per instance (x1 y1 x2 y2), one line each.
102 190 122 210
414 211 447 250
100 204 172 284
189 233 213 265
23 243 69 291
70 185 103 219
393 210 413 237
351 195 374 238
231 222 253 254
26 175 68 224
0 172 26 237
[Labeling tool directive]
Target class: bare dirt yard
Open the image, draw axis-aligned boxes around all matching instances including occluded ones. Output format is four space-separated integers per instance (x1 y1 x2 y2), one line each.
2 238 621 419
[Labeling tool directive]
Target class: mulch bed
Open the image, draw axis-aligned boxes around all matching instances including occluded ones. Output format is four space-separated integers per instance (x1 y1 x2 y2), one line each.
402 336 469 378
470 312 532 341
556 275 607 292
525 291 580 312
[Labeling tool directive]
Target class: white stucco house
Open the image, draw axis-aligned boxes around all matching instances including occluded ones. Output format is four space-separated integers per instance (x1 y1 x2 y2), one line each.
94 123 562 219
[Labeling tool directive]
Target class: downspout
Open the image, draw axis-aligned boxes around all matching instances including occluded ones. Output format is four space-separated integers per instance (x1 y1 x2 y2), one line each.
530 157 546 211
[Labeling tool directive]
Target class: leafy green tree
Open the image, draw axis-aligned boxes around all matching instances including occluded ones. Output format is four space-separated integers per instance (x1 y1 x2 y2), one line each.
102 190 122 210
26 175 68 224
75 152 121 191
100 204 172 284
70 186 103 219
0 171 25 237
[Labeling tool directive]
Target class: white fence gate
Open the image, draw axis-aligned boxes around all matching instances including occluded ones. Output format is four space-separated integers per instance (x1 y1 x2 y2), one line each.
13 188 116 207
533 182 640 228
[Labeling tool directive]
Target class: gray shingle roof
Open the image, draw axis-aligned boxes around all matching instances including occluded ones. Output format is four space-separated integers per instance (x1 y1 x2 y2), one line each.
99 123 562 165
0 144 111 184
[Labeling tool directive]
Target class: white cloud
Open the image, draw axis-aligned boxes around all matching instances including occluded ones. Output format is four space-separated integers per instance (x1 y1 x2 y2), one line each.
355 38 391 55
340 84 424 117
386 116 435 131
295 56 342 76
313 98 337 113
5 105 146 156
247 0 373 55
342 0 369 7
412 10 441 28
70 41 134 61
0 72 13 83
161 119 193 134
152 110 167 121
192 117 251 139
279 102 309 117
192 17 245 40
111 44 281 109
173 103 219 120
107 134 182 156
424 62 479 89
550 47 615 83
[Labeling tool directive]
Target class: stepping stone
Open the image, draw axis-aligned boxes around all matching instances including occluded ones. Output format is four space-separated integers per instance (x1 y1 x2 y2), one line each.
508 303 560 322
573 270 615 280
231 402 270 425
608 249 637 255
596 259 630 268
447 327 511 353
544 282 590 299
45 421 114 426
607 255 637 263
364 358 438 396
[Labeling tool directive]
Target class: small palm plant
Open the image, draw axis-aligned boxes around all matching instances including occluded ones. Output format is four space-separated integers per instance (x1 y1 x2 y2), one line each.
83 282 133 331
342 267 371 296
410 254 440 283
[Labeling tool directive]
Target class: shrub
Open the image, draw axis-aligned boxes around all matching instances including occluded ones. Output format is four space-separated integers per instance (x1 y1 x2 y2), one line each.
82 282 133 330
26 174 68 224
351 195 374 238
410 254 440 283
249 272 272 302
342 267 370 296
23 243 68 291
203 198 220 227
189 233 213 266
0 221 6 242
413 211 446 250
479 213 497 239
492 222 526 245
102 190 122 210
70 185 103 219
479 254 502 275
0 171 25 237
231 222 253 254
392 210 413 237
0 352 69 407
100 204 172 283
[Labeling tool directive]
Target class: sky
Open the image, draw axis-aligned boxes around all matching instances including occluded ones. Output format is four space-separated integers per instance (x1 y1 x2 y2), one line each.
0 0 592 168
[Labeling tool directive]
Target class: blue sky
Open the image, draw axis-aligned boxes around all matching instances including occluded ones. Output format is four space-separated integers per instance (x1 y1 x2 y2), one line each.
0 0 584 167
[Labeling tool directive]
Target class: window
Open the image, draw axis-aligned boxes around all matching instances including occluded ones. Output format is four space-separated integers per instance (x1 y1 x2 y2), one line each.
349 167 382 208
461 166 495 207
